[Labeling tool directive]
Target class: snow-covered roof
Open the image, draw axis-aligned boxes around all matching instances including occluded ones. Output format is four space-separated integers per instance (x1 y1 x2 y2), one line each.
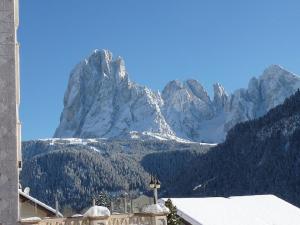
19 189 63 218
229 195 300 225
162 195 300 225
83 206 110 218
142 203 170 214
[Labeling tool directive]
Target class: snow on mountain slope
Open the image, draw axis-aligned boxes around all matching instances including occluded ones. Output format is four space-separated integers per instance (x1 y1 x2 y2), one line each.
54 50 300 143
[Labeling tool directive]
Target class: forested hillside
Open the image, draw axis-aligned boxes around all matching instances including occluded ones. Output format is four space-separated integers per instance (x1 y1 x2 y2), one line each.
20 139 210 212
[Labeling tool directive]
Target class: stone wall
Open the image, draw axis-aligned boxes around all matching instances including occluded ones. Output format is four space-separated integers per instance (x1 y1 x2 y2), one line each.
20 213 168 225
0 0 21 224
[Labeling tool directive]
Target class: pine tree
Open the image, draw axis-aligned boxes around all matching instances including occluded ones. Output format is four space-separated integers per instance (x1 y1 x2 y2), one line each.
165 199 181 225
95 191 111 208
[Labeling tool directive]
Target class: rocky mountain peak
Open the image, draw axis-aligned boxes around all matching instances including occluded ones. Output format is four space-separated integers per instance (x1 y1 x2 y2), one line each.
213 83 226 95
162 80 184 95
185 79 211 103
87 49 128 83
260 64 297 82
87 49 112 75
213 83 229 111
162 79 211 104
94 49 113 62
262 64 285 76
256 64 300 112
54 49 173 139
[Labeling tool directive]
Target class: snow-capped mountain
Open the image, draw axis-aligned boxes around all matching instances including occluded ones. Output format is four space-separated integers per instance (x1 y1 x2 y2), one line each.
54 49 173 138
54 49 300 142
224 65 300 135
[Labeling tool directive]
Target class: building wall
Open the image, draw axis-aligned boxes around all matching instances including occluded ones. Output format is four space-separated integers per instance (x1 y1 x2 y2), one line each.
20 201 51 219
0 0 20 224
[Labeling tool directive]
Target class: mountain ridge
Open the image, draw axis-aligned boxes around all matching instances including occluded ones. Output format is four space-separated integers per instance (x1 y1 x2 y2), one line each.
54 49 300 143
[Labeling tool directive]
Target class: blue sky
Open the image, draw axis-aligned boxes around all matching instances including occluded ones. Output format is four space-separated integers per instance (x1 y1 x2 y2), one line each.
19 0 300 140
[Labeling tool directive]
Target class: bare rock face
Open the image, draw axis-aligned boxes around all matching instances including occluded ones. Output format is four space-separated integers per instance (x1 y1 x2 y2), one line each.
161 79 215 141
54 50 300 143
213 83 229 112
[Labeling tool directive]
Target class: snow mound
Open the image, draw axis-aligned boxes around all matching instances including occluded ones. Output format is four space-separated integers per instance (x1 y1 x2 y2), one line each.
71 214 83 218
21 217 42 222
127 131 194 143
83 206 111 218
142 203 170 214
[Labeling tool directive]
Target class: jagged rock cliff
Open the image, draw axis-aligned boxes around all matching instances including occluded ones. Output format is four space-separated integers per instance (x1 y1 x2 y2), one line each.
54 50 173 139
